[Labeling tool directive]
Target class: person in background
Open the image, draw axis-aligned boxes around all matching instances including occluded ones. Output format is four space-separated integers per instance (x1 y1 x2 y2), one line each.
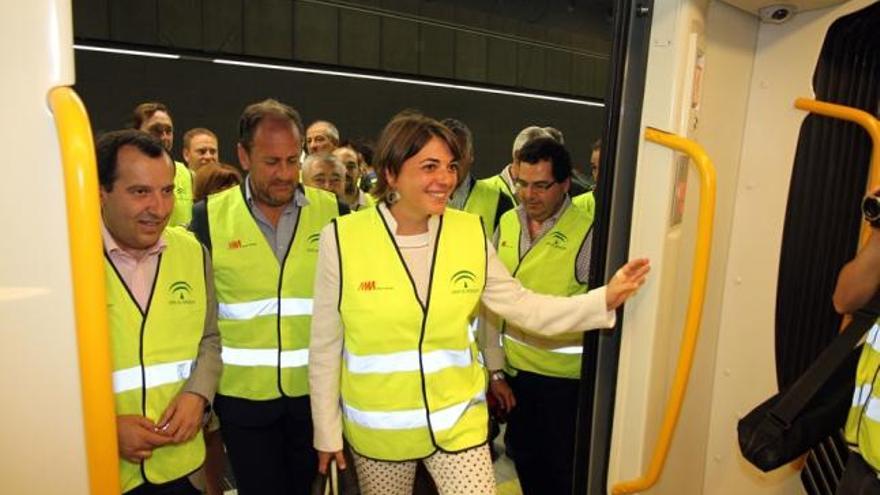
189 99 346 494
350 138 377 195
333 143 375 211
484 126 554 206
193 163 243 203
182 128 220 173
572 138 601 216
442 117 513 235
309 112 649 493
302 153 346 199
131 102 193 226
480 137 595 494
306 120 340 155
98 129 220 495
833 188 880 494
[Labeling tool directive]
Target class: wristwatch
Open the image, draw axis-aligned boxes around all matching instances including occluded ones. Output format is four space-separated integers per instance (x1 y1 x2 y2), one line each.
490 370 506 382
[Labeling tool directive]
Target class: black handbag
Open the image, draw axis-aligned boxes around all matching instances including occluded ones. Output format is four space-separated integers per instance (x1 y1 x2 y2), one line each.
737 297 880 472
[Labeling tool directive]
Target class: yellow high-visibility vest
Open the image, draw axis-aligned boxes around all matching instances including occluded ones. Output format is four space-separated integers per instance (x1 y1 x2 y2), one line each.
336 207 488 460
168 161 193 227
483 173 517 205
208 185 339 399
453 178 505 235
106 226 207 493
845 321 880 470
496 203 593 378
572 191 595 219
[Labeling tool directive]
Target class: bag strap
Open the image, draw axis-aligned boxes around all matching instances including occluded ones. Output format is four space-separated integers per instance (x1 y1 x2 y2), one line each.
770 293 880 427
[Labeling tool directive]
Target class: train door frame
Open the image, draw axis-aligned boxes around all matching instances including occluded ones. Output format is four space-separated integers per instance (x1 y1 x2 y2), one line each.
570 1 655 493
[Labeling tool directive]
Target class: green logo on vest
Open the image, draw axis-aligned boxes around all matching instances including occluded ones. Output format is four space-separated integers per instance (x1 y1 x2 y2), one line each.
548 231 568 249
169 280 195 305
307 232 321 252
451 270 479 294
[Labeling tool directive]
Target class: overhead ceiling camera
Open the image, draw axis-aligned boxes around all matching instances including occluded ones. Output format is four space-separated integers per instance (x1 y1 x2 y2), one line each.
758 4 797 24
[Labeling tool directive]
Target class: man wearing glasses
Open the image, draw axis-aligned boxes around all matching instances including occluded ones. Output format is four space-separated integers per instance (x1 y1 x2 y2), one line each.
479 137 595 494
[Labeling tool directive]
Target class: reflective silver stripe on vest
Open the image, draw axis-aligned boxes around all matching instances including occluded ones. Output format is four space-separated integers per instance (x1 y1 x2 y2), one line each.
343 391 486 431
503 333 583 355
865 396 880 422
869 324 880 351
218 297 314 320
344 348 472 374
854 384 873 408
113 359 194 394
222 347 309 368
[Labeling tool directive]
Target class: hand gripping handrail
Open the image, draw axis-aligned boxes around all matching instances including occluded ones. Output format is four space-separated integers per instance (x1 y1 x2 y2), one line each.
48 87 120 494
611 127 716 494
794 98 880 249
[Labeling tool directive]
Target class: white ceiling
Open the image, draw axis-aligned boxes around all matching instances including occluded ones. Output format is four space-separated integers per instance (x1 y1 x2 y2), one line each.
720 0 848 16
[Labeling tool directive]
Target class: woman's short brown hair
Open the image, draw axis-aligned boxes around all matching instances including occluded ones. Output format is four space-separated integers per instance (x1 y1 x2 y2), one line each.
194 162 243 202
372 112 461 202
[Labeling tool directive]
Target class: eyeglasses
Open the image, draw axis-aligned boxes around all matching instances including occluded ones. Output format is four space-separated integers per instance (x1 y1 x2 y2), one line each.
514 179 558 192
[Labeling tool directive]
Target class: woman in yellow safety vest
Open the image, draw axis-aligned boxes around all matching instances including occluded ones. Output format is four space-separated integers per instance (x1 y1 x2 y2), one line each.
308 112 650 493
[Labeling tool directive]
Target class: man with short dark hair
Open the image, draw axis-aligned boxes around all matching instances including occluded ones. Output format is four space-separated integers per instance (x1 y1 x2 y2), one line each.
484 126 555 206
190 99 347 494
131 102 193 226
480 137 595 495
332 144 375 211
442 118 513 235
98 129 220 495
182 128 219 172
572 138 602 216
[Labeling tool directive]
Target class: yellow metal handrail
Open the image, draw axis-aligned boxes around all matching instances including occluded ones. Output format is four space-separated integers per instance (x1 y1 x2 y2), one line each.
48 87 120 494
612 127 716 494
794 98 880 249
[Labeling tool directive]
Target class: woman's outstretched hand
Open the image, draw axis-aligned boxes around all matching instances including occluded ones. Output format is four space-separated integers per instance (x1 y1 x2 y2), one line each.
605 258 651 311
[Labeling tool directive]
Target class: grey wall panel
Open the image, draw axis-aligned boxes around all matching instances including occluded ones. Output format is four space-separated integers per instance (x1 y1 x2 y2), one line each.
571 54 591 98
74 0 109 40
381 17 419 74
204 0 243 54
110 0 158 45
339 9 381 70
517 44 545 91
592 59 609 99
157 0 202 50
454 5 488 30
419 25 455 79
487 37 516 87
243 0 292 59
455 32 487 83
381 0 419 15
74 49 603 181
419 1 455 23
545 50 572 95
293 2 339 64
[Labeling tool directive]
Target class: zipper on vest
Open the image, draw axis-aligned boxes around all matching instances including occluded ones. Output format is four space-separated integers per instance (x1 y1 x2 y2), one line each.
276 205 302 398
139 254 163 481
377 209 443 448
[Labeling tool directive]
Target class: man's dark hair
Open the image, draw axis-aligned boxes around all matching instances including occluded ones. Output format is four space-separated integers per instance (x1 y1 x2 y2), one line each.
130 102 172 130
96 129 169 191
238 99 304 153
344 138 375 168
591 138 602 152
516 136 572 183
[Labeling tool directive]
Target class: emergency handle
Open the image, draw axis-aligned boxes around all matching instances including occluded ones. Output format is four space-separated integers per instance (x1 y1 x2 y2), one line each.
794 98 880 249
611 127 716 494
49 86 120 494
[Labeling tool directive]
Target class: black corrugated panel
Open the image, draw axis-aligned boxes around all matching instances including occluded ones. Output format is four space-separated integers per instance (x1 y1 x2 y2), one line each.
776 2 880 388
774 3 879 493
